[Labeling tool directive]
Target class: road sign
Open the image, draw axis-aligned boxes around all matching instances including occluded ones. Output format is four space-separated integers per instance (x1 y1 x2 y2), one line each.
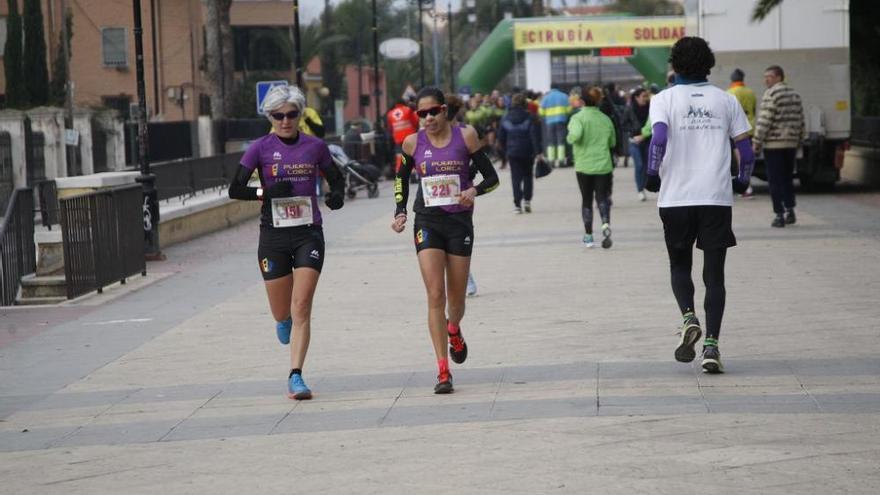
64 129 80 146
255 80 289 114
379 38 419 60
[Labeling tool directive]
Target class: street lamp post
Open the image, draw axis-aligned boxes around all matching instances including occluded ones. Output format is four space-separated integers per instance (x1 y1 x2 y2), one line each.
293 0 304 87
61 0 77 176
418 0 425 88
132 0 161 259
432 6 440 86
372 0 381 132
448 1 454 93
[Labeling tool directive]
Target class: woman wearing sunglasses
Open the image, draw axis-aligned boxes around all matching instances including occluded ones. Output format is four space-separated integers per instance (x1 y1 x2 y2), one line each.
228 84 346 400
391 87 499 394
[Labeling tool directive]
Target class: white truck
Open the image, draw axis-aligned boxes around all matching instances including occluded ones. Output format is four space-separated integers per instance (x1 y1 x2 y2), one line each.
687 0 850 188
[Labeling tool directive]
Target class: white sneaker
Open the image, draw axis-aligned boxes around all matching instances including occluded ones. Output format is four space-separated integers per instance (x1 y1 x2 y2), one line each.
522 200 531 213
513 206 523 214
638 191 647 202
466 273 477 296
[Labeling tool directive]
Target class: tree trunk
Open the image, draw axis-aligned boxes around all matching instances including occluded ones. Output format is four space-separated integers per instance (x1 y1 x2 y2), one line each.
219 4 234 117
205 0 233 119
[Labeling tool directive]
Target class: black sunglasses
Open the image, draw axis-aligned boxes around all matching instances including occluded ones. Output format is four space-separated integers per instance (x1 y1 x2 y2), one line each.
271 110 301 121
416 105 445 119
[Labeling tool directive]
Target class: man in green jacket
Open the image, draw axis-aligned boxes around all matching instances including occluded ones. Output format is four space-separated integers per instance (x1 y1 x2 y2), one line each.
567 87 616 249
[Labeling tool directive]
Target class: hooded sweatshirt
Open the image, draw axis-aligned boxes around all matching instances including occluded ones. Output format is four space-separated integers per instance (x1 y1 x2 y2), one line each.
498 106 542 159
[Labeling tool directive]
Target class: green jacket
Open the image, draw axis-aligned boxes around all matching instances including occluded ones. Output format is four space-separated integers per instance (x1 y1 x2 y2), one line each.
465 105 493 128
566 107 616 175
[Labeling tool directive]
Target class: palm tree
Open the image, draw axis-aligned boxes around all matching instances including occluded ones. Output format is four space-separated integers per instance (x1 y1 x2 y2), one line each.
751 0 783 22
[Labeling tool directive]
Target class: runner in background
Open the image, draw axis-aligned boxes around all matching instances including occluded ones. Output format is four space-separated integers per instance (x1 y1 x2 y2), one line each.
391 87 499 394
645 37 753 374
228 84 346 400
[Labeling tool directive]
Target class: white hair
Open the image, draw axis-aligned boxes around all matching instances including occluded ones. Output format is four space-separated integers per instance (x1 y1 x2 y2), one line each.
262 84 306 118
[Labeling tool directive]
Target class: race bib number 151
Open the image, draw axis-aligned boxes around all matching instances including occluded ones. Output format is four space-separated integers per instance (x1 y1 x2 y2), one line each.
271 196 312 227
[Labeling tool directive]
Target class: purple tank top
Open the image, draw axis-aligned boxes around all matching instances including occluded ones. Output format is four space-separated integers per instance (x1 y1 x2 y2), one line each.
240 133 334 227
413 126 473 214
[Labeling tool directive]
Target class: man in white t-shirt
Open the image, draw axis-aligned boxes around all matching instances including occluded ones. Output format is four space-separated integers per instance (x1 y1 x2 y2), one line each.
644 36 754 374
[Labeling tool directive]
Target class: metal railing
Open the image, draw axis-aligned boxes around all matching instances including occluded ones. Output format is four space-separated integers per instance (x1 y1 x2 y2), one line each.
0 188 36 306
59 184 145 300
0 132 13 211
151 152 243 201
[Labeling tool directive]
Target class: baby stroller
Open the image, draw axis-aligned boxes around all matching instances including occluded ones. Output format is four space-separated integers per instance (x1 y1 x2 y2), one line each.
328 143 380 199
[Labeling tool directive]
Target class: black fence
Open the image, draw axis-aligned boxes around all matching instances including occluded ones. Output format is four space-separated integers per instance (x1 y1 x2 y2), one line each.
0 132 12 211
125 121 194 165
152 152 243 201
0 188 36 306
852 117 880 148
59 184 145 300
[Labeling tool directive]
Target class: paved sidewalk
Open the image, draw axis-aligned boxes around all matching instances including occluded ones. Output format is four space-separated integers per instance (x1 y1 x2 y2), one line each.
1 166 879 493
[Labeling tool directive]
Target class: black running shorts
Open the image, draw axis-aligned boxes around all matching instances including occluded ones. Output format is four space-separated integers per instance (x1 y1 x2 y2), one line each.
659 206 736 251
413 214 474 257
257 225 325 280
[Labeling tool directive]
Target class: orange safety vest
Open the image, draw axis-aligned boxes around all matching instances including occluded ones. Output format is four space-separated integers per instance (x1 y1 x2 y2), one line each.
387 104 419 145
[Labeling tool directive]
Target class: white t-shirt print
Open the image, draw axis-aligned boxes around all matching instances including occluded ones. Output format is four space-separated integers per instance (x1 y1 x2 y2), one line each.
649 83 752 207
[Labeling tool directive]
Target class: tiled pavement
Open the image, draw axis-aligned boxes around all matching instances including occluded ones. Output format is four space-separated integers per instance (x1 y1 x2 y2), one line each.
2 167 879 493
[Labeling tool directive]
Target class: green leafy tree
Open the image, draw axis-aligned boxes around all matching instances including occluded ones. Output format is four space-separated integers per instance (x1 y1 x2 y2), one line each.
228 71 280 118
3 0 25 108
318 1 345 118
49 8 73 107
22 0 49 106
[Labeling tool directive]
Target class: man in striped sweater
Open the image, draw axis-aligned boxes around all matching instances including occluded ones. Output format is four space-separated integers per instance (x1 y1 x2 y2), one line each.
753 65 806 228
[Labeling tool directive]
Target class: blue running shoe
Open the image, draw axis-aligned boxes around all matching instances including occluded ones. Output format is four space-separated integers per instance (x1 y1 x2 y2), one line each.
276 317 292 345
287 374 312 400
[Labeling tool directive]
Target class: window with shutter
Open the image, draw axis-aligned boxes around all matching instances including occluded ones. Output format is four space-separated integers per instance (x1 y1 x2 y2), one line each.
101 27 128 67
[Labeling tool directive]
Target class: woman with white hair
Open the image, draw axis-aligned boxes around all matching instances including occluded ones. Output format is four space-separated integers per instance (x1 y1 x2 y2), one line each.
228 84 346 400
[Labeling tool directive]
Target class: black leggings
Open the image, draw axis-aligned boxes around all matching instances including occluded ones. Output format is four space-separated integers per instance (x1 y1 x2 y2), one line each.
667 247 727 340
576 172 611 234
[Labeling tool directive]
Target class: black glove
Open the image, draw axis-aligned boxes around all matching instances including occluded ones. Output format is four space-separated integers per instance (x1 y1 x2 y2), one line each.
263 180 292 199
732 178 750 194
645 175 661 193
325 191 344 210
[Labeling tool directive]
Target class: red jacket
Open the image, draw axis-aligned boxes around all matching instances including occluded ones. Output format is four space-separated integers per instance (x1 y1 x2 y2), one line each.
387 104 420 145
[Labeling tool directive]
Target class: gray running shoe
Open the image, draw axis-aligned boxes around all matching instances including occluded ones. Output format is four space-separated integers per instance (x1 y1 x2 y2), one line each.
701 346 724 374
675 312 702 363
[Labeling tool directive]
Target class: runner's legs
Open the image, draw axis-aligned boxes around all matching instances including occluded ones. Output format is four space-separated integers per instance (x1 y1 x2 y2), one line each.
417 248 449 361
